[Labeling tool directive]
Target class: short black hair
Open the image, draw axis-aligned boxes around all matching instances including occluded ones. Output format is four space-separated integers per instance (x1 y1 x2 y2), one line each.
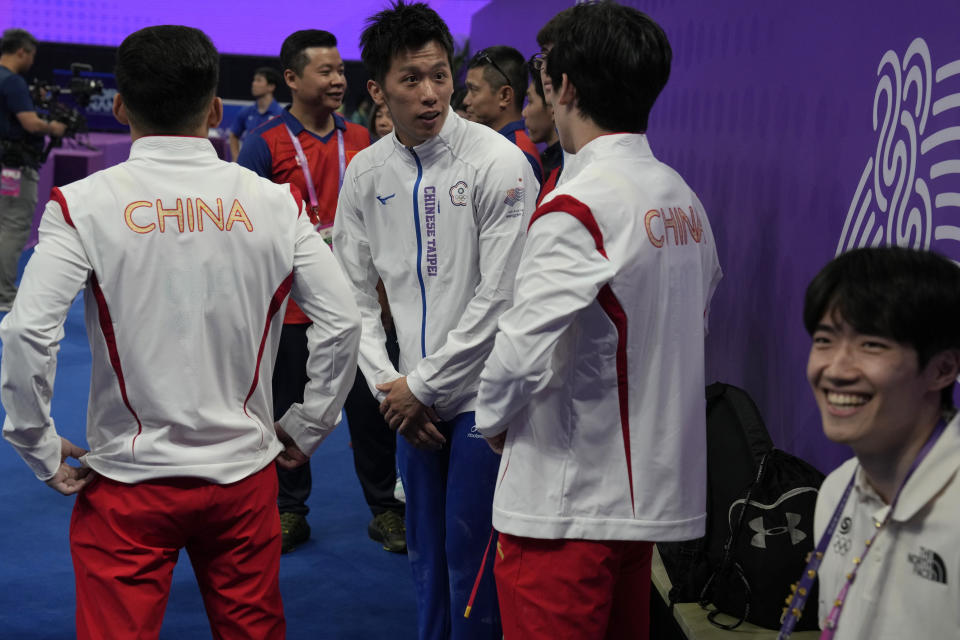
467 45 526 112
529 63 545 103
254 66 282 89
1 28 38 55
115 25 219 134
280 30 337 76
360 1 454 85
545 2 671 133
451 86 467 112
536 8 574 49
804 247 960 407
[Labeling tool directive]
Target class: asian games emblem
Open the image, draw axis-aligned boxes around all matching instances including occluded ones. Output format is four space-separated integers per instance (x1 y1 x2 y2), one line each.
840 37 960 258
449 180 468 206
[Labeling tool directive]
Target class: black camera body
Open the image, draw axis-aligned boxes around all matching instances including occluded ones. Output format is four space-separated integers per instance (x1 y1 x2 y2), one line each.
23 63 104 163
30 63 104 137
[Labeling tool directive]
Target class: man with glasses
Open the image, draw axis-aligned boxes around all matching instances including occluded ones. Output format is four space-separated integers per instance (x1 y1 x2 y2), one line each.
464 46 542 185
527 9 575 201
523 53 561 204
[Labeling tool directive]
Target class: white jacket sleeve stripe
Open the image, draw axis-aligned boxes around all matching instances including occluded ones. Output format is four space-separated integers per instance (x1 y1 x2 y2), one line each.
597 282 636 517
90 272 145 458
242 271 294 448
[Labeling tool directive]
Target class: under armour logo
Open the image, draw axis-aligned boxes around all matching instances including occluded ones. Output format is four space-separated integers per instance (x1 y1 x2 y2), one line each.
376 193 396 205
748 513 807 549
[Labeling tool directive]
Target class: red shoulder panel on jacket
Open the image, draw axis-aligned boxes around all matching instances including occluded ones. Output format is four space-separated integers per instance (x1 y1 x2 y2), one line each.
529 194 607 258
50 187 75 228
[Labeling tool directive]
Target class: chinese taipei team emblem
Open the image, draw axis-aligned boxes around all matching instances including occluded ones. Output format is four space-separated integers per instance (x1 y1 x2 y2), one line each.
449 181 468 206
840 37 960 257
503 186 525 207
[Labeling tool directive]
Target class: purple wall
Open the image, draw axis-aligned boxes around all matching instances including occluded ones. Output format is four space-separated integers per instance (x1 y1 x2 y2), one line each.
4 0 485 59
472 0 960 474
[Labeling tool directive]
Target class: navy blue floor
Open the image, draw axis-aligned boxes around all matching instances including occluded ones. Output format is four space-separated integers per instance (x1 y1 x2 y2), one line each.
0 250 417 639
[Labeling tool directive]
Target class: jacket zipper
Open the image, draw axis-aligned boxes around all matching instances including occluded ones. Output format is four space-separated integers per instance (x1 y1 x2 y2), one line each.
409 148 428 358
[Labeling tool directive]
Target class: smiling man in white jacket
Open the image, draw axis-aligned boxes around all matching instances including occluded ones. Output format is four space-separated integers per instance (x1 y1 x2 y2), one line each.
475 5 722 639
332 3 537 639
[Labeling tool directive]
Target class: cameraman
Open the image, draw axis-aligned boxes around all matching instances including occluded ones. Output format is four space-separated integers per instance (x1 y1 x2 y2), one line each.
0 28 66 312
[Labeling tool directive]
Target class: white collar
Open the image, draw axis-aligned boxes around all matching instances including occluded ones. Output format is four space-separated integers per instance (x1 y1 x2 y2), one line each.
129 136 218 160
853 413 960 523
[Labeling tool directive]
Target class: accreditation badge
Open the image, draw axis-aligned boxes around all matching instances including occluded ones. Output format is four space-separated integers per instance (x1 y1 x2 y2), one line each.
316 222 333 247
0 167 21 197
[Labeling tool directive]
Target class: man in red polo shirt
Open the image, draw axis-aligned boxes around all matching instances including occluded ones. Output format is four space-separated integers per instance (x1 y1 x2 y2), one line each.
239 30 406 555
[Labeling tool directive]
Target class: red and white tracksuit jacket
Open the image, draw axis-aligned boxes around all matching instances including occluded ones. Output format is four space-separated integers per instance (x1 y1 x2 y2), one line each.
0 136 360 484
476 133 723 542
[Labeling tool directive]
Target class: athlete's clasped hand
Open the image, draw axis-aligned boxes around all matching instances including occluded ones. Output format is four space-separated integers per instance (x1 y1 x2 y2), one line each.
45 437 97 495
376 377 446 450
274 423 310 470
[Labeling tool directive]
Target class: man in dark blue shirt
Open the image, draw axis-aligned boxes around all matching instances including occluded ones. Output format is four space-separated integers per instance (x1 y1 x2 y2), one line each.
0 29 66 312
228 67 283 161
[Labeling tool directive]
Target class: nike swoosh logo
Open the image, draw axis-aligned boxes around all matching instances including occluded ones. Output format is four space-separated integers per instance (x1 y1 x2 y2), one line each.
376 193 396 205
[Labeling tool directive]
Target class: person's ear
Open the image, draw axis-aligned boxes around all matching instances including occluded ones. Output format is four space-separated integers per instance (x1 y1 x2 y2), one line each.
925 349 960 393
367 79 385 106
284 68 299 92
113 93 129 125
498 85 513 110
556 73 576 107
207 97 223 128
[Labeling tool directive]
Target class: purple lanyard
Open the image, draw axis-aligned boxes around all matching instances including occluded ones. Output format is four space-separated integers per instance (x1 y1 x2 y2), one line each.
777 418 947 639
284 123 345 232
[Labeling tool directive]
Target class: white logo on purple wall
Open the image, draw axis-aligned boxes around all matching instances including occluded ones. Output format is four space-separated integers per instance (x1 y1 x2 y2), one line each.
840 37 960 257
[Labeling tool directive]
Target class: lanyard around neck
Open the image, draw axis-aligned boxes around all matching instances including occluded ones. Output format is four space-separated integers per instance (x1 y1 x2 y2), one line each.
284 122 345 228
778 418 948 639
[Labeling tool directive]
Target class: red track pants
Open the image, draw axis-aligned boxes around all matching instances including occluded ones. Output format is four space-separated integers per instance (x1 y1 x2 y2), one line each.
494 533 653 640
69 464 284 640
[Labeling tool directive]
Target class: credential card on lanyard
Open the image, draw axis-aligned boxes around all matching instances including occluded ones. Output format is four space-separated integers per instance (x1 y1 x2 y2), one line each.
1 167 22 197
284 124 345 246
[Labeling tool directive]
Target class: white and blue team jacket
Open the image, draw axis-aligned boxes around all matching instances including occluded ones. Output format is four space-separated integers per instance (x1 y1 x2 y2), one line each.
476 134 723 542
333 110 538 419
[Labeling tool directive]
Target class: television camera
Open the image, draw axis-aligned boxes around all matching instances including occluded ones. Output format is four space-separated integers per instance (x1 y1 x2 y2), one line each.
28 62 104 160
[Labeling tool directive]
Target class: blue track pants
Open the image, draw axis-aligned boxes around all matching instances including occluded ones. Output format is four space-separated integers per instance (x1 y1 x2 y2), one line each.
397 412 502 640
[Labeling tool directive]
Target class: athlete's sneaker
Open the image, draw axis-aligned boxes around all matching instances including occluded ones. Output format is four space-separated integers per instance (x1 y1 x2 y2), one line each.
279 512 310 554
368 510 406 554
